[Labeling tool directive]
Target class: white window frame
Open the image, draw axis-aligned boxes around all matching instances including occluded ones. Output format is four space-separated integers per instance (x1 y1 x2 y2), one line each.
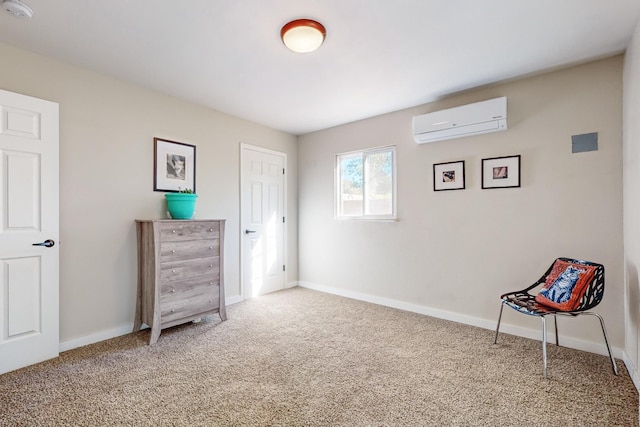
335 145 397 221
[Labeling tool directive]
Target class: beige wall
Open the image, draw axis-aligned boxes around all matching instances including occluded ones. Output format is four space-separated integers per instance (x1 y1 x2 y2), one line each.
299 56 625 354
623 20 640 387
0 42 298 345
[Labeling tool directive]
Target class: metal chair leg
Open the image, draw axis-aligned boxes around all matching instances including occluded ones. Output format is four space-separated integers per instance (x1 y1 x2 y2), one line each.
554 315 559 346
494 301 505 345
583 312 618 375
541 316 548 379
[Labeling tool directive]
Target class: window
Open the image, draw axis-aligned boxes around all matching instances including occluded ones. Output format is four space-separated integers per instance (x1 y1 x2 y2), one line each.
336 146 396 219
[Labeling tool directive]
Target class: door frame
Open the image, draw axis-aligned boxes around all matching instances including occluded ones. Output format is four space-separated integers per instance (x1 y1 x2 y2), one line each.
239 143 287 300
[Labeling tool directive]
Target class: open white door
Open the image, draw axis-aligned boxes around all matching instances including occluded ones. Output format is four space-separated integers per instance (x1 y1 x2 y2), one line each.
240 144 286 298
0 89 59 374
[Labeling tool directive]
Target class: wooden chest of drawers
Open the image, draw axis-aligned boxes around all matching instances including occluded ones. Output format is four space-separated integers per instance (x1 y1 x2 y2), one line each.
133 219 226 344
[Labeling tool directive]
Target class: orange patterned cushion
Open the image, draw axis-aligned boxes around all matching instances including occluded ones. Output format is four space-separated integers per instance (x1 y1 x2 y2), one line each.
534 260 597 311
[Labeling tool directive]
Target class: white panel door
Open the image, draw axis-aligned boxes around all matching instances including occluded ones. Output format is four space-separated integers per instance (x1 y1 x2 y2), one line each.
0 89 59 374
241 144 285 298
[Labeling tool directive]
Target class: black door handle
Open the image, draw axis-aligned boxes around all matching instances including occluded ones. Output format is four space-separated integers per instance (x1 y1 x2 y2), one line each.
32 239 55 248
245 230 256 234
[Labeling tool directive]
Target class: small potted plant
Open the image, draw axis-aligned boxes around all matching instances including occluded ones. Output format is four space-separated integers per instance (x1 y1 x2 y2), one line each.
165 188 198 219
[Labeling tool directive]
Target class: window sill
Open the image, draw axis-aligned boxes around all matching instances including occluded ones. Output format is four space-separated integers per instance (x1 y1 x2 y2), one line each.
334 216 398 222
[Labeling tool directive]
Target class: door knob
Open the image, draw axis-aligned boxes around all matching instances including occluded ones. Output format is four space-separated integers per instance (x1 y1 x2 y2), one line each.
32 239 55 248
244 229 256 234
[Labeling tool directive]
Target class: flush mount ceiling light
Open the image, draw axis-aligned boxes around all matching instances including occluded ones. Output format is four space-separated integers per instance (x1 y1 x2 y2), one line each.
280 19 326 53
2 0 33 18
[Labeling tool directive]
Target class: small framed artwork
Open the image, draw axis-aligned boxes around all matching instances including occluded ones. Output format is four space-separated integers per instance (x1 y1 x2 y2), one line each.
481 155 521 189
433 160 465 191
154 138 196 192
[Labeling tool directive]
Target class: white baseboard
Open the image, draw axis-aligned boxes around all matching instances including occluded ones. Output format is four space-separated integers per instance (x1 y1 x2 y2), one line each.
623 350 640 392
59 325 133 352
226 294 244 306
298 281 625 359
59 294 246 352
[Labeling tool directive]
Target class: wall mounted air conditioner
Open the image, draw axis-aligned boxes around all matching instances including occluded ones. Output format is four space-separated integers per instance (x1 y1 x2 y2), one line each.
412 96 507 144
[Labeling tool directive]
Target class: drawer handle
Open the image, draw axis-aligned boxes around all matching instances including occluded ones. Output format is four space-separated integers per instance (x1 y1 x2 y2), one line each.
171 289 176 293
209 246 213 250
172 230 176 233
172 269 176 273
209 228 213 232
209 281 213 285
171 250 176 254
209 264 213 268
171 309 176 313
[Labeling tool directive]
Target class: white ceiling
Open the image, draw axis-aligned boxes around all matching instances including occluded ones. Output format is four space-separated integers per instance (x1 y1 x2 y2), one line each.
1 0 639 135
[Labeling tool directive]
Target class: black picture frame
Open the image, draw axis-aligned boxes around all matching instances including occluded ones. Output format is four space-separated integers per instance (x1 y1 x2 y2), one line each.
481 155 521 189
433 160 465 191
153 138 196 193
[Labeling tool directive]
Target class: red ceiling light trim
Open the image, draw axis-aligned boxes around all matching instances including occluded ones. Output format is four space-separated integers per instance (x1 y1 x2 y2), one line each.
280 19 326 39
280 19 326 53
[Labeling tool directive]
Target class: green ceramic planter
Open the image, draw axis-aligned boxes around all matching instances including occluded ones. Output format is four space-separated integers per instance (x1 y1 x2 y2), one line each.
165 193 197 219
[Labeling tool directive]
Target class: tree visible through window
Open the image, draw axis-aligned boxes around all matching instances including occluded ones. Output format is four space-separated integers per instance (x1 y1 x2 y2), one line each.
336 146 396 219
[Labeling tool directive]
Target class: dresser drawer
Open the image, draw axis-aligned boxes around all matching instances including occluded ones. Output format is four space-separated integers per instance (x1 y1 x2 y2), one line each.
160 276 217 302
159 221 219 242
160 257 220 283
161 281 220 323
160 239 220 262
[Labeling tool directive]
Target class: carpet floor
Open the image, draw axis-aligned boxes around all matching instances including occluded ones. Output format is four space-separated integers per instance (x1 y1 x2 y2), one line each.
0 287 637 426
